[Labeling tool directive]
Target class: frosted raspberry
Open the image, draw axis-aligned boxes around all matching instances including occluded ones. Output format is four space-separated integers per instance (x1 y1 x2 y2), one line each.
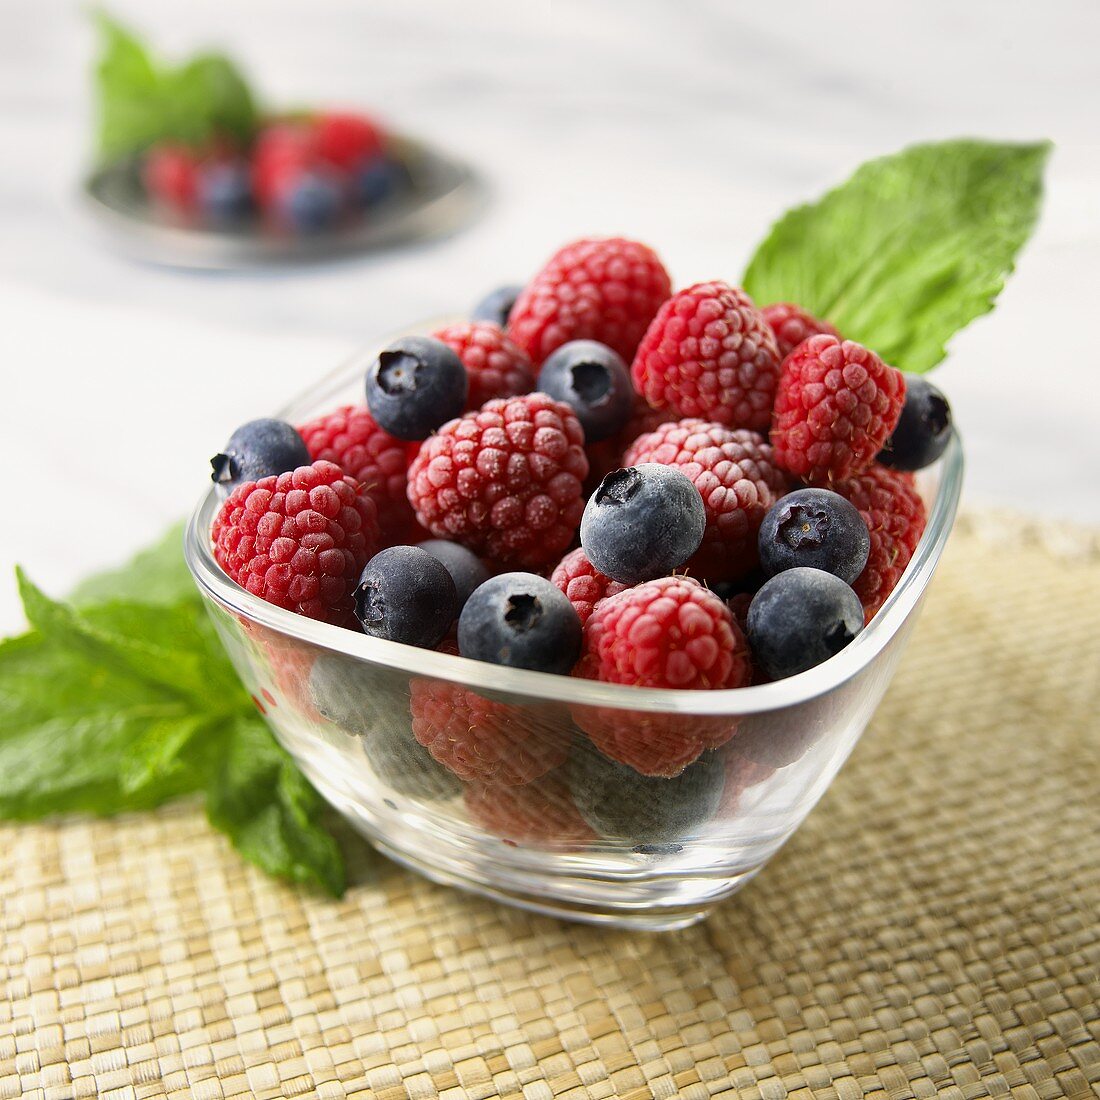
550 547 628 625
571 577 751 776
834 464 927 622
508 237 672 364
631 282 781 431
624 419 789 581
432 320 535 408
297 404 420 545
406 393 588 570
212 461 379 624
771 334 906 485
761 302 840 359
464 770 595 850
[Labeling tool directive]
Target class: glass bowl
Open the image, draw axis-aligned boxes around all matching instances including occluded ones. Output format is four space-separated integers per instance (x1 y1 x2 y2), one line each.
185 336 964 931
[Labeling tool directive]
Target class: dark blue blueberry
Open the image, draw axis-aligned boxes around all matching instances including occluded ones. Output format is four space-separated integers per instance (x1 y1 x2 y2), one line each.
353 154 408 208
471 284 524 328
746 567 864 680
197 160 254 225
568 747 725 850
210 418 310 497
580 464 706 584
353 546 457 649
878 375 953 471
279 170 343 232
458 573 581 674
365 335 468 441
758 488 870 584
537 340 634 442
417 539 490 609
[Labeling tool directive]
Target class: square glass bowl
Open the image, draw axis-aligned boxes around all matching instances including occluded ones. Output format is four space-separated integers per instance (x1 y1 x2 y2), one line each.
185 339 963 931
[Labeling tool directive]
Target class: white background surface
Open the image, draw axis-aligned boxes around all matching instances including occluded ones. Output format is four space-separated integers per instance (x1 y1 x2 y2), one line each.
1 0 1098 631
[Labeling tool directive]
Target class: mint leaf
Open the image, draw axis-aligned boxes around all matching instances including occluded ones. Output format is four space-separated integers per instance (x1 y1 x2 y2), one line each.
206 714 346 897
91 11 259 160
71 522 197 609
3 562 348 896
742 139 1051 372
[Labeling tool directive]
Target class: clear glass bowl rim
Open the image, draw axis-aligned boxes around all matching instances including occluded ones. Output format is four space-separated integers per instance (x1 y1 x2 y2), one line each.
184 348 964 717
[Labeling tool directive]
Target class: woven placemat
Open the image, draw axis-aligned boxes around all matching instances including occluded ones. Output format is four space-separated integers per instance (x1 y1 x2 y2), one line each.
2 513 1098 1100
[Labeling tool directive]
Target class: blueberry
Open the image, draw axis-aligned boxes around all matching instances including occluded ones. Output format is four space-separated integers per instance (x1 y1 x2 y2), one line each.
210 418 310 496
279 169 343 232
746 567 864 680
353 154 408 208
537 340 634 442
471 284 524 328
568 747 725 849
197 160 254 224
458 573 581 674
580 464 706 584
365 335 468 441
879 375 953 471
417 539 490 609
758 488 870 584
354 546 458 649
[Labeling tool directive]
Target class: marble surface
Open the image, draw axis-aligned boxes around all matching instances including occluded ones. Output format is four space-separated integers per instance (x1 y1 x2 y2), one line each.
1 0 1098 630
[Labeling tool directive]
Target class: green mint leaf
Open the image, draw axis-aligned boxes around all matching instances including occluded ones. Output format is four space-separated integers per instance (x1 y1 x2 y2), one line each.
0 631 201 817
92 11 167 160
91 11 260 160
205 713 346 897
742 139 1051 372
71 522 197 609
17 568 239 709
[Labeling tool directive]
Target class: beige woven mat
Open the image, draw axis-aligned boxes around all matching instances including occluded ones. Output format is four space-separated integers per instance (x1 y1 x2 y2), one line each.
2 512 1098 1100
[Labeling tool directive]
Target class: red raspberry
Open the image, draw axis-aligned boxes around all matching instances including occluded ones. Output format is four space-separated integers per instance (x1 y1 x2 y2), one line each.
211 461 378 625
583 394 675 489
571 577 751 776
834 464 927 622
252 122 317 208
432 321 535 409
312 110 384 171
297 404 419 545
761 302 840 360
464 770 594 850
410 680 569 786
550 547 628 625
142 144 198 208
631 282 781 432
624 419 789 581
771 334 906 485
508 237 672 365
406 393 588 570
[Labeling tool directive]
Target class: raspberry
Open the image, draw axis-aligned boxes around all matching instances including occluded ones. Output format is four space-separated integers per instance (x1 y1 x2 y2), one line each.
410 680 569 786
631 282 781 432
211 461 379 625
623 419 788 581
584 395 674 489
142 144 198 208
761 302 840 360
508 237 672 365
571 577 751 776
834 464 927 622
406 393 588 570
771 335 906 485
550 547 627 625
312 111 384 171
432 321 535 409
464 770 594 850
297 405 420 545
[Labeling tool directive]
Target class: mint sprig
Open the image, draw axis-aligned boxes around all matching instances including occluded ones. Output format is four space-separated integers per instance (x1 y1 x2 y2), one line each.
0 531 345 896
92 11 259 161
743 139 1051 372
